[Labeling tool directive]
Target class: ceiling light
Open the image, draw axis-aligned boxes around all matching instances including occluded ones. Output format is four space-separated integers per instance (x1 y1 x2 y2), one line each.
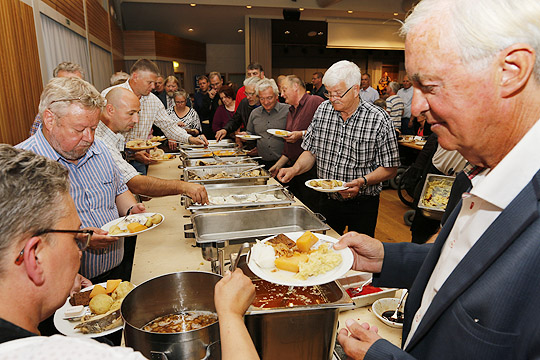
299 8 304 11
347 10 353 14
190 3 196 6
238 29 244 33
173 61 180 68
393 12 399 16
246 5 252 9
307 31 317 37
188 28 194 32
318 31 324 36
284 30 290 35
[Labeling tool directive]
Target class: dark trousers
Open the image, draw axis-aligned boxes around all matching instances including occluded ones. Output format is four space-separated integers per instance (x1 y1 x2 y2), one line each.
287 167 321 213
129 160 147 175
319 194 380 237
401 117 415 135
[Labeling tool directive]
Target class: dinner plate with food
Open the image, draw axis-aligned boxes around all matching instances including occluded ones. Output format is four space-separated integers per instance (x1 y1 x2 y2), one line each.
267 129 291 138
101 213 164 237
53 280 135 338
305 179 348 192
126 139 161 150
236 134 261 140
150 136 166 142
149 148 175 161
247 231 354 287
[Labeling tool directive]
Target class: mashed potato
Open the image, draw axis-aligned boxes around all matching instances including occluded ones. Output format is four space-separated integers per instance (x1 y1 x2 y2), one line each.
296 244 342 280
251 240 276 269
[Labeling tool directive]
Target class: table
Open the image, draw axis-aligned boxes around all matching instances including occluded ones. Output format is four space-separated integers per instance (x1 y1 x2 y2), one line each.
131 157 403 348
398 140 425 151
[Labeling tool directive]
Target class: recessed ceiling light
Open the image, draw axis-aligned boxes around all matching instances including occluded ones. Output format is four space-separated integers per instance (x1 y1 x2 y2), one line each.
190 3 196 7
238 29 244 33
299 8 304 11
246 5 252 9
347 10 353 14
284 30 290 35
318 31 324 36
307 31 317 37
188 28 194 32
393 12 399 16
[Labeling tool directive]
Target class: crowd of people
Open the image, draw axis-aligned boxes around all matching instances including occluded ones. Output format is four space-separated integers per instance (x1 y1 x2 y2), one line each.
1 0 539 358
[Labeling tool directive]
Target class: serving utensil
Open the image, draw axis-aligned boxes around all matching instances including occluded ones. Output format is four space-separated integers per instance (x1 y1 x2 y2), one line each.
389 290 408 322
230 186 288 200
231 242 250 272
233 164 265 178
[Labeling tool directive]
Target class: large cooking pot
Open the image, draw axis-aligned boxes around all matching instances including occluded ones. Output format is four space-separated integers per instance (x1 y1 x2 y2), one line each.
121 271 222 360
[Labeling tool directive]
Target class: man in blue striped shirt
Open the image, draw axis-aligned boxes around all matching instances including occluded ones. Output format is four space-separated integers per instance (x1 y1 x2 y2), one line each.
17 77 144 282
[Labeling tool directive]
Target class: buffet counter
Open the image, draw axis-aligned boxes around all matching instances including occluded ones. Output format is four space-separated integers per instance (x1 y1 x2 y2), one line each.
131 157 402 349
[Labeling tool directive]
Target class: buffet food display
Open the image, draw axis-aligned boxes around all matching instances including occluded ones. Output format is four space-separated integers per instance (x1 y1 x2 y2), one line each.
418 174 456 220
184 165 270 185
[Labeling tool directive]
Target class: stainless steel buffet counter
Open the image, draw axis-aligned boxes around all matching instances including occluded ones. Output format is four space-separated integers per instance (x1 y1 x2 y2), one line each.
130 157 402 349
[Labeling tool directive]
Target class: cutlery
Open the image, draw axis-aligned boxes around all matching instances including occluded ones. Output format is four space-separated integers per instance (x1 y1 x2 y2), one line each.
389 290 408 322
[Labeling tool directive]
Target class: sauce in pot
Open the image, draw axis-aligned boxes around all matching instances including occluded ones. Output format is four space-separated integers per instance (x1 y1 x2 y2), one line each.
251 279 330 308
142 311 217 333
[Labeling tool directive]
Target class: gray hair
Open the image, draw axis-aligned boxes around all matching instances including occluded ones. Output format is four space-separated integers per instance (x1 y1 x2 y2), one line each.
401 0 540 82
0 145 70 275
38 77 105 119
173 90 188 101
323 60 362 89
110 71 129 86
256 78 279 96
53 61 85 79
244 76 262 88
388 81 400 94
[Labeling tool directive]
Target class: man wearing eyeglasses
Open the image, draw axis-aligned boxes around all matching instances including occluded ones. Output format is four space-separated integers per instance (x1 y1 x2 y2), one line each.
17 77 144 286
278 60 400 237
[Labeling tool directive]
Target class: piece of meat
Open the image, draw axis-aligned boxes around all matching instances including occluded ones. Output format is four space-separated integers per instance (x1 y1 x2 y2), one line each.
69 291 91 306
74 309 122 334
267 233 296 249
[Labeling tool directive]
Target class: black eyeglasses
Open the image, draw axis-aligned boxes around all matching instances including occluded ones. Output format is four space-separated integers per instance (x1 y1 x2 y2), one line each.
14 229 93 265
324 85 354 100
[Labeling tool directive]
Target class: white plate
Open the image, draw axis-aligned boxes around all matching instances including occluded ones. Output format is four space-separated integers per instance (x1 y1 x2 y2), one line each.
53 283 122 338
101 212 165 237
304 179 348 193
236 134 261 140
247 231 354 287
267 129 291 138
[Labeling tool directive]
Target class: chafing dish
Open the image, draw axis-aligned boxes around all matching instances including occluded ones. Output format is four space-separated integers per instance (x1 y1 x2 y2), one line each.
184 184 294 211
183 165 270 185
179 140 236 149
179 148 247 159
418 173 455 220
181 156 258 168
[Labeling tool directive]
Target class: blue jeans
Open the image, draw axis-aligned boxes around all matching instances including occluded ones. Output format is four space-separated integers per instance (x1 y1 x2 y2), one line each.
129 160 147 175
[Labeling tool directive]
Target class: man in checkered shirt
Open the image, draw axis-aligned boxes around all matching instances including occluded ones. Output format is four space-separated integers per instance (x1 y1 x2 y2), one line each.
278 60 400 236
102 59 207 175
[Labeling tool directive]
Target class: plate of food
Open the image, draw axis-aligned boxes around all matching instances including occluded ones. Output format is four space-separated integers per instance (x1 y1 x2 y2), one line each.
53 280 135 338
101 213 164 237
150 136 166 142
126 139 161 150
305 179 348 192
247 231 354 287
267 129 291 138
149 148 175 161
236 134 261 140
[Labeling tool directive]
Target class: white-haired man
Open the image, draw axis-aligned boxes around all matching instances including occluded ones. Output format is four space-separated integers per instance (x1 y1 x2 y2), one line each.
278 61 400 237
385 81 404 130
244 78 290 168
334 0 540 358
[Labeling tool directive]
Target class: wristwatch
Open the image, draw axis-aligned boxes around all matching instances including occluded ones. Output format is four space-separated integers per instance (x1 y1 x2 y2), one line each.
360 175 368 189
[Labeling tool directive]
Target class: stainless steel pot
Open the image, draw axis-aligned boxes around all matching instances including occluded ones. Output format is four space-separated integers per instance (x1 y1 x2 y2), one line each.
121 271 222 360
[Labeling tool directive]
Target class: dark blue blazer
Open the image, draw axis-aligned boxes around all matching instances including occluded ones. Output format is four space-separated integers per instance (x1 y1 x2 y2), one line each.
367 169 540 359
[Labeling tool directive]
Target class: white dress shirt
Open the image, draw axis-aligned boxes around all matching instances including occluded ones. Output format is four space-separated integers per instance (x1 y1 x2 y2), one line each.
405 119 540 347
397 86 413 118
359 86 379 104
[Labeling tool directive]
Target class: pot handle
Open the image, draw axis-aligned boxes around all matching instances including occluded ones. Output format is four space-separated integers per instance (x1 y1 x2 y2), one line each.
315 212 327 223
201 340 221 360
150 351 169 360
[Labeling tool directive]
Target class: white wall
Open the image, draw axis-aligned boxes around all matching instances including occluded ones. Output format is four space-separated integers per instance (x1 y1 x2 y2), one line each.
205 44 245 75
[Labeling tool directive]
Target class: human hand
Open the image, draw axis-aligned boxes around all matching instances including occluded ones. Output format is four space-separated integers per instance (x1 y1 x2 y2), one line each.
334 232 384 273
276 167 296 183
214 269 255 318
189 135 209 146
185 183 208 205
186 129 200 136
247 147 258 157
177 121 187 127
339 178 363 199
338 319 382 360
129 203 146 215
209 89 217 99
215 129 227 141
134 150 157 165
86 227 120 250
269 163 282 178
284 131 303 143
70 274 92 297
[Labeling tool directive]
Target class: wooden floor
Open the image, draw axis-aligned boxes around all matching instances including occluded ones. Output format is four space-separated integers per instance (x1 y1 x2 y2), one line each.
374 188 412 244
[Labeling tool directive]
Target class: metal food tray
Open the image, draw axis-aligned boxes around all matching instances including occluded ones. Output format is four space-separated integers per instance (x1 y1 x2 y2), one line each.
417 173 456 220
179 148 247 159
186 206 329 244
181 156 258 168
184 165 270 185
179 141 236 149
185 184 294 211
337 273 398 308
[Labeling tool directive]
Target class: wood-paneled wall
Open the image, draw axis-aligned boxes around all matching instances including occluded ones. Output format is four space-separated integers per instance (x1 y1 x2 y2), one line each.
0 0 43 145
42 0 85 29
124 31 205 63
86 0 109 46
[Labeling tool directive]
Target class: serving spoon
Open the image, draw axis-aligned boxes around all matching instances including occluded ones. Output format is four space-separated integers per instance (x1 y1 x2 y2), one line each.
230 186 288 200
233 164 265 178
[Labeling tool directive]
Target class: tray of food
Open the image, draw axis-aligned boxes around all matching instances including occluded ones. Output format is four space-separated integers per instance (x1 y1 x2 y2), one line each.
185 184 294 211
179 148 247 159
337 273 398 308
53 280 135 337
126 139 161 150
418 173 456 220
181 156 258 168
184 165 270 185
186 206 329 244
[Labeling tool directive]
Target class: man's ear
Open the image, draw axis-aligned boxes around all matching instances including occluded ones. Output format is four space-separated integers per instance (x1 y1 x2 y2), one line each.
42 109 56 131
106 103 115 116
23 237 45 286
499 43 535 98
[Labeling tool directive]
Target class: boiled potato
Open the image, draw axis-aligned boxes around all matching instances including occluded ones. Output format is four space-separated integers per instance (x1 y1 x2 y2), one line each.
89 293 113 315
108 225 122 235
112 281 135 300
150 214 163 224
144 217 153 228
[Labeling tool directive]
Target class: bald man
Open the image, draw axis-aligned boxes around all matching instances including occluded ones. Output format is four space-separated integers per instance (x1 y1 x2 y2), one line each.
96 88 208 204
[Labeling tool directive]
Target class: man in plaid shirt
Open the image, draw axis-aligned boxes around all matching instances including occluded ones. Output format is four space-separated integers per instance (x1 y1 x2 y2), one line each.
278 60 400 236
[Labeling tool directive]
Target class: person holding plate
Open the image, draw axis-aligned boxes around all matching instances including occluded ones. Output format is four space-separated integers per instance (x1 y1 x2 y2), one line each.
277 61 400 236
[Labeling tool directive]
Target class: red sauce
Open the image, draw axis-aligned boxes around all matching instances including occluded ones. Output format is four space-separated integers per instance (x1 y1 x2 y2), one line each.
346 284 383 298
251 279 330 308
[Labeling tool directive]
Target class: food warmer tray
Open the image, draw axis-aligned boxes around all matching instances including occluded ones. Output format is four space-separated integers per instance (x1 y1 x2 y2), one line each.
417 173 456 220
178 148 247 159
180 156 258 168
184 205 329 245
184 184 294 212
183 165 270 185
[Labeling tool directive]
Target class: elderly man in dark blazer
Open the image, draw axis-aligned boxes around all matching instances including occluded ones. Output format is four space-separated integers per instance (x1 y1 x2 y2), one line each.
334 0 540 359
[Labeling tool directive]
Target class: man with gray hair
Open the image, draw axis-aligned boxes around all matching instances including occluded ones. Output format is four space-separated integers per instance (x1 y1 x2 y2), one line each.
278 60 400 237
385 81 405 130
17 77 144 284
334 0 540 358
243 78 290 168
29 61 85 136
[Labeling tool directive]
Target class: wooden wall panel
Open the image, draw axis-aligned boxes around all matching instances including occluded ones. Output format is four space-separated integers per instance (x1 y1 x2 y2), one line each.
123 31 156 57
0 0 43 144
42 0 85 29
110 17 123 54
113 54 126 72
86 0 109 46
